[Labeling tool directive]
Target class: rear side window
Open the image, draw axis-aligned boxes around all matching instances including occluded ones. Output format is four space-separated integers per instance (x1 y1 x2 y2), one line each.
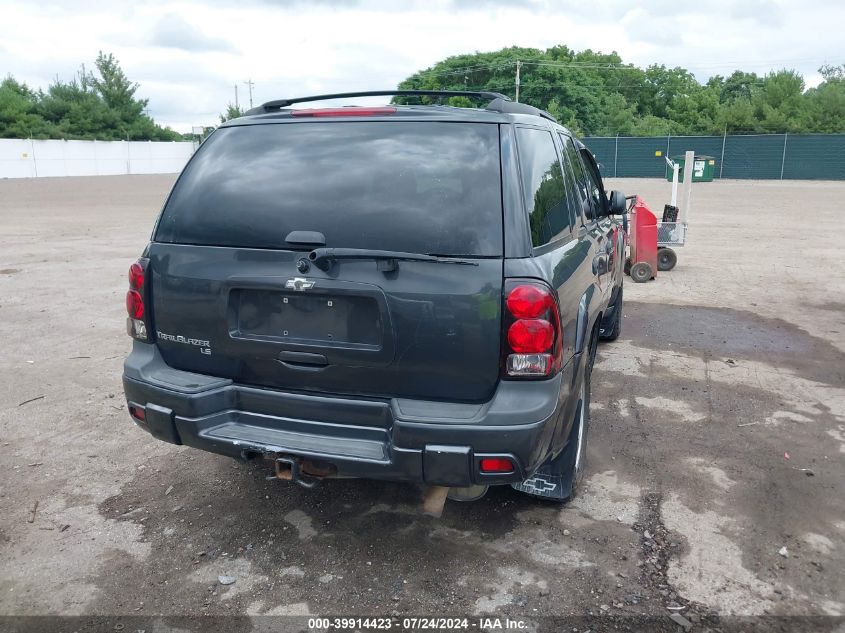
559 134 593 220
515 127 573 248
155 122 503 256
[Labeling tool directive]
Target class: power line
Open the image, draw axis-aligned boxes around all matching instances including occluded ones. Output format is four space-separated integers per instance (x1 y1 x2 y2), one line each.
411 61 517 79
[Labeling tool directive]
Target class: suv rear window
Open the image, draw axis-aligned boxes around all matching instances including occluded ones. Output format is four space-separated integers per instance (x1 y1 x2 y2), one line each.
155 121 503 256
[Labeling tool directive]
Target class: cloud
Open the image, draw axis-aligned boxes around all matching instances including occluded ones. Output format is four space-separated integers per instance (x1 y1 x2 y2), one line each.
729 0 783 26
149 14 237 53
449 0 544 8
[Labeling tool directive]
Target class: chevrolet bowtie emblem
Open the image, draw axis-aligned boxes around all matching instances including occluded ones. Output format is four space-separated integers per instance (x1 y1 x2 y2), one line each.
285 277 315 291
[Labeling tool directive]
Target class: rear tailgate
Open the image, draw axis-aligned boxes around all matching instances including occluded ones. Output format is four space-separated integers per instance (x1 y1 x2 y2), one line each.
149 119 504 402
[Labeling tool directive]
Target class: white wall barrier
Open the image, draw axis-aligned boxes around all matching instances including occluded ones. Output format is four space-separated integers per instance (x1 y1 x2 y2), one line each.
0 139 196 178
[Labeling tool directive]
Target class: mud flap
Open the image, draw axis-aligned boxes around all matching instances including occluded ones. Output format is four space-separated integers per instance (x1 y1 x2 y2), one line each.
511 451 573 501
599 286 622 338
512 364 586 502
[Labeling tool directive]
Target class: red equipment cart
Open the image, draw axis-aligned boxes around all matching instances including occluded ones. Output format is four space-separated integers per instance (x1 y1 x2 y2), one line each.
624 195 658 283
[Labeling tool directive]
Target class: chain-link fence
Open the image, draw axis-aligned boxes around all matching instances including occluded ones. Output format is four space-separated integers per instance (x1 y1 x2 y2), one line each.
583 133 845 180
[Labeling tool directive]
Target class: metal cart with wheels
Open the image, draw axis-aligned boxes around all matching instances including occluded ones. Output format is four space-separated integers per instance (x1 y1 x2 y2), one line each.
657 220 687 271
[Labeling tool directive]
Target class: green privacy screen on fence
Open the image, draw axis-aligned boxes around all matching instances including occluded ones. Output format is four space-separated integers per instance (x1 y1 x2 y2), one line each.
583 134 845 180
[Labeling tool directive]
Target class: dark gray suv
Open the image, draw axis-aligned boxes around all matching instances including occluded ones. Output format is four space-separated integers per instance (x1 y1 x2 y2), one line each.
122 90 626 505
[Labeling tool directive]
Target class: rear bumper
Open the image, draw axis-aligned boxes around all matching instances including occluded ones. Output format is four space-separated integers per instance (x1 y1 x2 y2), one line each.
122 342 575 486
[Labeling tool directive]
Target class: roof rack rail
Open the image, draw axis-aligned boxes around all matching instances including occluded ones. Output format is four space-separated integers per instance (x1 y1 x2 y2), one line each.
486 97 558 123
248 89 558 123
255 90 510 112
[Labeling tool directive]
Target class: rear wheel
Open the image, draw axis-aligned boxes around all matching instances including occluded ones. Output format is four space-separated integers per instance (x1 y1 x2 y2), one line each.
630 261 653 283
657 247 677 271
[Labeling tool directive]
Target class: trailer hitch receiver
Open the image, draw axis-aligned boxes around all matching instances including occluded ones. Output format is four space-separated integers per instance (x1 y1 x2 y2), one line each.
274 456 321 489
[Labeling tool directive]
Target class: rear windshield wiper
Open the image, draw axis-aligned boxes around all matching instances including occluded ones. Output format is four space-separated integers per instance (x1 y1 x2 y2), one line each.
308 248 479 272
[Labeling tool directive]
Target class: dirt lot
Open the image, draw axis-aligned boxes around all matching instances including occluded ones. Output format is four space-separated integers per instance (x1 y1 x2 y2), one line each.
1 175 843 632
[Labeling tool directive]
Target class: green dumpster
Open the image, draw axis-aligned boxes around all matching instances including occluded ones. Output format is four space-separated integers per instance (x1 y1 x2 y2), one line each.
665 155 716 182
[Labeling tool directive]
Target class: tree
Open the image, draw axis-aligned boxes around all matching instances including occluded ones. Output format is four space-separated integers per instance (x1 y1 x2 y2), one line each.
805 64 845 132
719 71 762 103
753 70 808 132
0 77 51 138
91 53 145 121
219 103 245 124
667 84 722 134
394 45 843 136
0 53 181 140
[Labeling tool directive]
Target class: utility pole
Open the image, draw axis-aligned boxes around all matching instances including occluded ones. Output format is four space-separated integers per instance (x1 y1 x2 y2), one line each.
244 79 255 108
234 84 239 109
515 60 522 103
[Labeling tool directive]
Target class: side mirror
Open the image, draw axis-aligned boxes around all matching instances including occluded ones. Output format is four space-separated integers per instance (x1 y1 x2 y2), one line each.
608 190 626 215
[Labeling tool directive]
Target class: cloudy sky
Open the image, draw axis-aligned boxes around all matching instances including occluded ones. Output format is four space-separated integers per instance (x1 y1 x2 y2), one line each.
2 0 843 132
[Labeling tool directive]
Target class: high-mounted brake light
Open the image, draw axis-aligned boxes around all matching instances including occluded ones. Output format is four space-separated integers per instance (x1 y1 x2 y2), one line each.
125 259 150 341
291 107 397 117
502 281 562 378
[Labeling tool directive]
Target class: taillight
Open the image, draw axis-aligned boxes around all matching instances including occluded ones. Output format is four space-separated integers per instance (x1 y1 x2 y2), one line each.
502 280 562 378
125 290 144 318
128 262 144 290
126 258 150 341
508 319 554 353
506 285 553 318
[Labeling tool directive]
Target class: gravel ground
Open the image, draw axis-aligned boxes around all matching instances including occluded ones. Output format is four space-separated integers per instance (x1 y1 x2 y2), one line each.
0 175 843 632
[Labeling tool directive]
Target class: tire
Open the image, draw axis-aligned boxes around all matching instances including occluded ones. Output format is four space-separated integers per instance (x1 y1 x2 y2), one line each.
599 286 623 341
657 247 677 271
630 261 653 283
